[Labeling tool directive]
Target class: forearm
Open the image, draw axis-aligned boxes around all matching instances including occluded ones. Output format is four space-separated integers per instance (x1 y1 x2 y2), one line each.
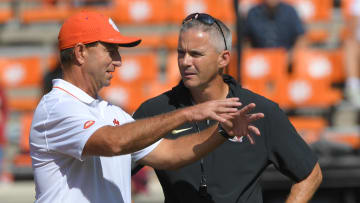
285 163 322 203
140 124 226 170
84 108 192 156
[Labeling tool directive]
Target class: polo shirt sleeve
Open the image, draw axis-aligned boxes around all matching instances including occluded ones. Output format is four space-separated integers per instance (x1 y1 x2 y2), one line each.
45 100 108 161
265 103 317 182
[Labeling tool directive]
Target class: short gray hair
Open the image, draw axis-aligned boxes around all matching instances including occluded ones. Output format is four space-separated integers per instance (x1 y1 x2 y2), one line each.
180 16 232 52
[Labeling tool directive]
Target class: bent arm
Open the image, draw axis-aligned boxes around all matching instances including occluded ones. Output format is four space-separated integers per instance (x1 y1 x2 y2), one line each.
83 108 192 156
139 103 264 170
285 163 322 203
83 98 242 156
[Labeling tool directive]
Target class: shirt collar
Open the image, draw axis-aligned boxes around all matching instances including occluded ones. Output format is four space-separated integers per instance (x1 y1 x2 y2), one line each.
52 79 96 104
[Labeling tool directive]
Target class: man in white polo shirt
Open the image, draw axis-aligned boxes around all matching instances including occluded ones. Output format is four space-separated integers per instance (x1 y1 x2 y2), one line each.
29 11 264 203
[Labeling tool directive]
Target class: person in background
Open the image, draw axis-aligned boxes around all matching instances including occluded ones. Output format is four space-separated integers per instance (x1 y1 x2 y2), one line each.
243 0 307 51
344 0 360 107
133 12 322 203
0 86 10 184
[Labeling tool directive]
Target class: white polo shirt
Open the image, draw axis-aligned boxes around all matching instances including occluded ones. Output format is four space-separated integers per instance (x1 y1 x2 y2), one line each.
30 79 160 203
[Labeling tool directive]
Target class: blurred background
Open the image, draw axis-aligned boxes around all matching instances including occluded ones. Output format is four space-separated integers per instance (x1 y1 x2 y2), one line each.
0 0 359 202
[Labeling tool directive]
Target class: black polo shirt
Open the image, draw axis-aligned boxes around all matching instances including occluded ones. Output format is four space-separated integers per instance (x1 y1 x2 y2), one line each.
133 75 317 203
243 2 305 50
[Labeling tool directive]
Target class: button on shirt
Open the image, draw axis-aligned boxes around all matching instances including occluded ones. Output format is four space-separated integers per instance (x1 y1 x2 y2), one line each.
30 79 160 203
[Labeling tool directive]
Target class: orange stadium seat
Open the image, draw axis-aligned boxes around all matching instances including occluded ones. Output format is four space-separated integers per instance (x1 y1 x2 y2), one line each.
112 0 169 24
165 51 181 87
0 7 13 24
240 48 289 106
20 4 71 24
341 0 356 21
100 82 147 114
226 51 240 81
143 80 175 100
111 52 159 85
168 0 223 24
13 112 33 168
289 116 327 144
305 29 329 44
0 56 43 88
284 0 333 23
285 48 343 108
323 131 360 149
0 56 43 111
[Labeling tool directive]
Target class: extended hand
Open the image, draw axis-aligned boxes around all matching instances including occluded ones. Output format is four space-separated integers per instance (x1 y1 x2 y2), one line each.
186 98 242 123
220 103 264 144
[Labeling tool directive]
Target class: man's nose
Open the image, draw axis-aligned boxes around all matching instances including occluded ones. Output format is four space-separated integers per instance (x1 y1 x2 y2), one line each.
113 54 122 68
182 53 192 66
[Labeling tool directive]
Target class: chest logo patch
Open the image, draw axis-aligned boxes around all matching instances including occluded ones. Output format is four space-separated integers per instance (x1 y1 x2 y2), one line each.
113 119 120 126
228 136 243 143
84 120 95 129
171 127 193 135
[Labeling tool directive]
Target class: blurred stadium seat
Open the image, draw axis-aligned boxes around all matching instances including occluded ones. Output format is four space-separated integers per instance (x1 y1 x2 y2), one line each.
164 51 181 87
286 48 343 108
284 0 333 23
20 4 71 24
111 52 159 85
0 7 13 24
101 82 147 114
168 0 223 24
13 112 33 170
0 56 43 111
112 0 169 24
341 0 356 21
240 48 289 106
289 116 327 144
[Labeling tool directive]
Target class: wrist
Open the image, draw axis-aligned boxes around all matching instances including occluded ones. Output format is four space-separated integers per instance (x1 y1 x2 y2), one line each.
218 124 232 139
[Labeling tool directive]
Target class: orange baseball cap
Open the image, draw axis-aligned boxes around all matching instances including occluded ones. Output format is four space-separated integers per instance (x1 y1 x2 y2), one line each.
58 11 141 50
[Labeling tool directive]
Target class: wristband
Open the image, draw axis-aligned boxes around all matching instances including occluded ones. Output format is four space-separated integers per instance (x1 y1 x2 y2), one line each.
218 124 232 139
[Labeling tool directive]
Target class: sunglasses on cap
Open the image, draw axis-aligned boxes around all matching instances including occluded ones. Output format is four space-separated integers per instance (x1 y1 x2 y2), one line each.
182 13 228 50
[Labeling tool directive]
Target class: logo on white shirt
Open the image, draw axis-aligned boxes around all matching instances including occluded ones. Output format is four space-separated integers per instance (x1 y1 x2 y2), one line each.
113 119 120 126
84 120 95 129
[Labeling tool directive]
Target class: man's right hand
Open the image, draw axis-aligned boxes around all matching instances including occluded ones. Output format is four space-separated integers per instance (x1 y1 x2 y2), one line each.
185 98 242 123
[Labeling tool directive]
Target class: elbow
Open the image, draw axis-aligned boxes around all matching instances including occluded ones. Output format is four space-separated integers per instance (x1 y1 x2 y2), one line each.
315 166 323 187
104 136 127 156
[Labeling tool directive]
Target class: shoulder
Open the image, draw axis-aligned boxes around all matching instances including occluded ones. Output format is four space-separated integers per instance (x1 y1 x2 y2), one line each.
247 4 263 17
279 2 299 15
134 89 176 119
233 85 278 112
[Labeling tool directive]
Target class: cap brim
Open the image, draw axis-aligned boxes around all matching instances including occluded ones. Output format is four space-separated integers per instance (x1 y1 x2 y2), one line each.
118 39 142 47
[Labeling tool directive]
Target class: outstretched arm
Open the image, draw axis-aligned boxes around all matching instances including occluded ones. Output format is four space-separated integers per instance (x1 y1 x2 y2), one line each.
83 98 242 156
285 163 322 203
139 103 264 170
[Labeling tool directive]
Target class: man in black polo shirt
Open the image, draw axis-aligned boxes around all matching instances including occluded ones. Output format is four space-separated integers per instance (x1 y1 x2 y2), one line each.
133 13 322 203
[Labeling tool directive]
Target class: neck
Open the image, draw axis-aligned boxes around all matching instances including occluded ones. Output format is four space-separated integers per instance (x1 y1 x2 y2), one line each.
190 75 229 104
62 65 98 98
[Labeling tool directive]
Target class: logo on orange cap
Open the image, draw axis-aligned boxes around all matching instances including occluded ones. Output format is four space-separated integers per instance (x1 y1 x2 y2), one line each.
58 11 141 50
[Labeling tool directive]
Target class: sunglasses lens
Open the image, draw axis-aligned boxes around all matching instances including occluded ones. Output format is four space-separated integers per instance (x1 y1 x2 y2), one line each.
198 15 214 25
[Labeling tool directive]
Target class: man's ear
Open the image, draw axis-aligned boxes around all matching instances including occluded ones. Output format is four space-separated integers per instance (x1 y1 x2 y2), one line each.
73 43 87 65
218 50 231 69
